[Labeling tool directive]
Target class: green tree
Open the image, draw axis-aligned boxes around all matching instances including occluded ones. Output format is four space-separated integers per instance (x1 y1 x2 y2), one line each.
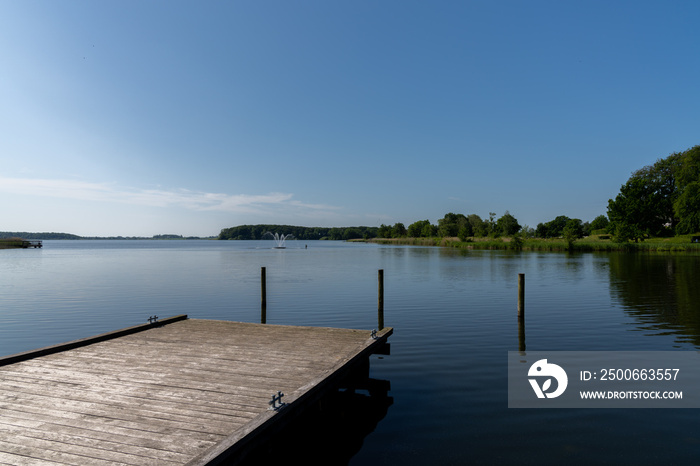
487 212 497 236
438 212 468 237
408 220 426 237
377 224 392 238
581 221 592 236
535 223 548 238
562 219 583 250
458 224 472 241
607 152 683 241
467 214 487 237
589 215 609 232
421 222 437 237
519 225 536 238
674 182 700 234
343 228 363 240
496 211 521 236
607 161 680 242
548 216 571 237
392 222 407 238
329 228 343 240
673 146 700 234
607 177 658 242
535 216 570 238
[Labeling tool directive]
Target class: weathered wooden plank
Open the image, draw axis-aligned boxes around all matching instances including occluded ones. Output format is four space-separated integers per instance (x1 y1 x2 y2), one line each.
0 378 255 422
0 420 190 464
0 398 223 444
67 341 352 368
0 451 63 466
0 392 238 436
0 413 214 456
0 438 129 466
5 363 313 406
0 429 181 466
0 369 267 412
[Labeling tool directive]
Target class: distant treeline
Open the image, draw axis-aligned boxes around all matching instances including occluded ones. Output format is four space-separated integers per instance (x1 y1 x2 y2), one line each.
0 232 81 240
218 224 379 241
0 232 211 240
374 212 609 241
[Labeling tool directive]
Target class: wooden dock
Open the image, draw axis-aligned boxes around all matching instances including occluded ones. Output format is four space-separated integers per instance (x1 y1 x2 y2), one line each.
0 316 392 465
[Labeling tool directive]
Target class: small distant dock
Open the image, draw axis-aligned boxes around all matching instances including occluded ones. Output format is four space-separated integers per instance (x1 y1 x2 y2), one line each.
0 316 392 465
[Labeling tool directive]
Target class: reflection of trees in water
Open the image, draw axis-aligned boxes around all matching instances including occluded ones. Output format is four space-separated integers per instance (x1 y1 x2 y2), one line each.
608 253 700 346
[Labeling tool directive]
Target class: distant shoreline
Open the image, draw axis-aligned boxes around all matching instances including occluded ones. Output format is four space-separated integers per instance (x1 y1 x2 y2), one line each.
0 232 215 241
0 238 25 249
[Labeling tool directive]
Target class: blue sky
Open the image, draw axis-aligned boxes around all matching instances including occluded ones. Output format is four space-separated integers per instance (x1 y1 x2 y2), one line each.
2 1 699 237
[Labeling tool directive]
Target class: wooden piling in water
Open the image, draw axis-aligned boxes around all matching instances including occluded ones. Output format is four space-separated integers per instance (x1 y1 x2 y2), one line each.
517 273 525 320
378 269 384 330
261 266 267 324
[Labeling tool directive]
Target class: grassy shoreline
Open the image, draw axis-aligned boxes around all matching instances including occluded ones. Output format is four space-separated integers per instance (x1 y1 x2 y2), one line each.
358 235 700 252
0 238 27 249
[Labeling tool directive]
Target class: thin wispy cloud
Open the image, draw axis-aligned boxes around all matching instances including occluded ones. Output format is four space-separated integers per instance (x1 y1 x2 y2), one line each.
0 176 338 214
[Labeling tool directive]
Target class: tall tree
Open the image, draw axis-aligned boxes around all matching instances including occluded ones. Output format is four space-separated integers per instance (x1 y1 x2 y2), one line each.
487 212 497 236
536 216 571 238
673 146 700 234
607 151 685 241
377 224 392 238
421 222 438 237
589 215 609 232
562 219 583 250
408 220 433 237
468 214 487 237
392 222 407 238
496 211 521 236
438 213 468 237
607 177 661 241
674 182 700 234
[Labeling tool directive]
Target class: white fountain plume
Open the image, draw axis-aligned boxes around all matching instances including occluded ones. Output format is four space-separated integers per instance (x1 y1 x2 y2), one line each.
262 232 295 249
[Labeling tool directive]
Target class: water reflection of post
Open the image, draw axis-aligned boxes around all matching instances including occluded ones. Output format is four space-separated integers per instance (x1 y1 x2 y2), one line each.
518 317 526 352
261 266 267 324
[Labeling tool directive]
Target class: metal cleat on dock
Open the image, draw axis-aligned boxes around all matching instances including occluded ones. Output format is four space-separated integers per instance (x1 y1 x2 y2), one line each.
268 391 286 411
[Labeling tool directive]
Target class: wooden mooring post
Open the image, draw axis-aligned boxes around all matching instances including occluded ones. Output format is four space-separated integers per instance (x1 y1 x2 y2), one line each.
261 266 267 324
517 273 525 320
378 269 384 330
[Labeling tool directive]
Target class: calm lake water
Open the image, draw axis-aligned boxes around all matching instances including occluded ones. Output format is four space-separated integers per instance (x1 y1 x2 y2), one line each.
2 240 700 464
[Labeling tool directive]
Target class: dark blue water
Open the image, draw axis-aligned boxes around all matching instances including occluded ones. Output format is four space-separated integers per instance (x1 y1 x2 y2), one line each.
2 241 699 464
